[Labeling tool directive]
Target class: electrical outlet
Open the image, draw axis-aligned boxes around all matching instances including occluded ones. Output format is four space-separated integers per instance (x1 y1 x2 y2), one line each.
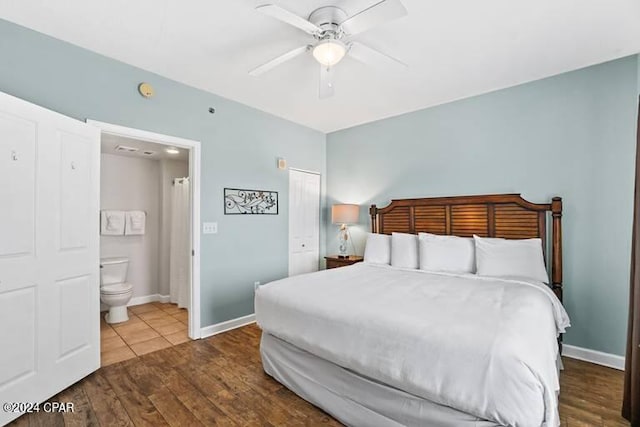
254 281 261 291
203 222 217 234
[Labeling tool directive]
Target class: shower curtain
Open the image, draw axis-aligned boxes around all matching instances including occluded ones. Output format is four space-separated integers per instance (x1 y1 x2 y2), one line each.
169 177 190 310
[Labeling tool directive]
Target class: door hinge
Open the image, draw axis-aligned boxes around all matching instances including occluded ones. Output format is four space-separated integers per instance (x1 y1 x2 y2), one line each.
192 250 195 256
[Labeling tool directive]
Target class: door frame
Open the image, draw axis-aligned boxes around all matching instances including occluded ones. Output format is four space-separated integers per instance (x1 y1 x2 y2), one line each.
288 167 321 276
86 120 202 339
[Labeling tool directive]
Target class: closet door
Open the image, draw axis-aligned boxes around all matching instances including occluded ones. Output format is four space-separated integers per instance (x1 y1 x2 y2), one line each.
288 169 321 276
0 91 100 425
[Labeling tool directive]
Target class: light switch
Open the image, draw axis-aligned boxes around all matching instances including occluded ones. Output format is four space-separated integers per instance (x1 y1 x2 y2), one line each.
203 222 218 234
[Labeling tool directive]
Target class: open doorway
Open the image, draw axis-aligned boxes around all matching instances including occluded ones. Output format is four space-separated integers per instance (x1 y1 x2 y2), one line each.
88 120 201 366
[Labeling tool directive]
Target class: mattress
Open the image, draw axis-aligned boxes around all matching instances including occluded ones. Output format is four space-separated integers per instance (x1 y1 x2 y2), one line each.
255 263 570 427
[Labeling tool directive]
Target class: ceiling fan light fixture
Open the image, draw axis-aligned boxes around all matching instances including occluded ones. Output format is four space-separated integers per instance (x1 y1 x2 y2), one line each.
312 39 347 67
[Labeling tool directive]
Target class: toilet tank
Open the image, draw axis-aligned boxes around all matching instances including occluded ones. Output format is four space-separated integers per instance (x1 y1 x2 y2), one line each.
100 257 129 285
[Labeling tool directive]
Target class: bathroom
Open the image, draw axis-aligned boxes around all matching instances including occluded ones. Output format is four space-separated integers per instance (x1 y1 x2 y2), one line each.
98 133 192 366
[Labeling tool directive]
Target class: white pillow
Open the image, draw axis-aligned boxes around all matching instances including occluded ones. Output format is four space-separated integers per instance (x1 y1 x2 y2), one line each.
391 232 419 269
473 235 549 283
363 233 391 265
418 233 475 274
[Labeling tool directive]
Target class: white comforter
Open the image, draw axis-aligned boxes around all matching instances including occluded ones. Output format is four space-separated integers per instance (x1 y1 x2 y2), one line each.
255 263 570 427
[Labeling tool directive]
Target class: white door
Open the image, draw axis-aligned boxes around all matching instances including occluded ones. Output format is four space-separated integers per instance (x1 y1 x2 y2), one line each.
0 92 100 425
289 169 321 276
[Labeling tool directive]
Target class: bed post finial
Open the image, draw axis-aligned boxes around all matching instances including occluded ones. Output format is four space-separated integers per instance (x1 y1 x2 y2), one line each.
370 205 378 233
551 197 563 302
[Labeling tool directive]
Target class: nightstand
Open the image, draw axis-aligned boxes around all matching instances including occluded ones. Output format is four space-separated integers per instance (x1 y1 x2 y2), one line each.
324 255 364 269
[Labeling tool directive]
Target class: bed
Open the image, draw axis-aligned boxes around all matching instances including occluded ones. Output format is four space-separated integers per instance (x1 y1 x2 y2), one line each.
255 194 569 427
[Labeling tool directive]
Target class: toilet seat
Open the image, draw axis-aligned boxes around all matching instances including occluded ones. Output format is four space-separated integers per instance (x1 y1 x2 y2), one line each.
101 282 133 295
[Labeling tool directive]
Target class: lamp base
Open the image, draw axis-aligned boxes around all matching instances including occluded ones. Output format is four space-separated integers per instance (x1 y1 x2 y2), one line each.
338 234 348 258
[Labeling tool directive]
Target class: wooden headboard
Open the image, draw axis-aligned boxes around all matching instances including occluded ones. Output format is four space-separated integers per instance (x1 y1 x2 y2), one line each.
369 194 563 301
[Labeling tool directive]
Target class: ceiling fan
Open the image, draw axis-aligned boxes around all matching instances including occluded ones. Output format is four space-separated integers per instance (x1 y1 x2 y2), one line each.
249 0 408 99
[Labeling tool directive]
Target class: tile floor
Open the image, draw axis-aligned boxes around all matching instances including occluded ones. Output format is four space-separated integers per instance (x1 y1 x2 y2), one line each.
100 302 190 366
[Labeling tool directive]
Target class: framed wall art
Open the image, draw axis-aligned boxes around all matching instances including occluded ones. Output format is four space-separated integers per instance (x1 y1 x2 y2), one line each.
224 188 279 215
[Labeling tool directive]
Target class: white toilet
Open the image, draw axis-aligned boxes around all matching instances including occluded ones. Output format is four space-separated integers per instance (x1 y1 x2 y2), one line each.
100 257 134 324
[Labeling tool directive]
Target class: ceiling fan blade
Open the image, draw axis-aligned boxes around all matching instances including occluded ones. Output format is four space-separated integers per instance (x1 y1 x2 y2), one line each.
340 0 407 35
348 42 407 71
319 65 335 99
249 45 310 77
256 4 321 35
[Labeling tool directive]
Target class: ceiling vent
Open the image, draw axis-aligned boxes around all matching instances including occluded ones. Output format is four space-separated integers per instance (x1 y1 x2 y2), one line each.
115 145 139 153
142 151 155 156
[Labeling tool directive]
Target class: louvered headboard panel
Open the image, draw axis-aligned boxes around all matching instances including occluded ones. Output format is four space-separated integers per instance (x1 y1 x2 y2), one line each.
370 194 563 301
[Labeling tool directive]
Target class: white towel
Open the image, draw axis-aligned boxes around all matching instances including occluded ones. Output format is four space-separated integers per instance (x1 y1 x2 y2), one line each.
101 210 125 235
125 211 146 235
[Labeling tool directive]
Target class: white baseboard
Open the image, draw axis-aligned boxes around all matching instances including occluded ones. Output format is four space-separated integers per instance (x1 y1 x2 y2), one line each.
101 293 171 311
128 294 171 307
128 294 159 306
562 344 625 370
200 314 256 339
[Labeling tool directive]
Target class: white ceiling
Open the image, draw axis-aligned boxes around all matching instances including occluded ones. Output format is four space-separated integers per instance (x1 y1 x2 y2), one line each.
101 133 189 161
2 1 639 133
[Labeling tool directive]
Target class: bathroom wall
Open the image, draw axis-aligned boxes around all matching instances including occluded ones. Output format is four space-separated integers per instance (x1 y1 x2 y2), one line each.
100 154 161 299
159 159 189 296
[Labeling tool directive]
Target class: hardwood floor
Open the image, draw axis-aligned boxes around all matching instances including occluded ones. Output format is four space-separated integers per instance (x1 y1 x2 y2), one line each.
9 324 630 426
559 358 628 426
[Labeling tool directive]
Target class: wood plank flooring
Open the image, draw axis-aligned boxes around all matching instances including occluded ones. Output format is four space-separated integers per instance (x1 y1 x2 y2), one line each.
9 324 630 426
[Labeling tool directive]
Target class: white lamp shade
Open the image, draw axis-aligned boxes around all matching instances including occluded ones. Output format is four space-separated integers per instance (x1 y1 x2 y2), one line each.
332 204 359 224
313 39 347 67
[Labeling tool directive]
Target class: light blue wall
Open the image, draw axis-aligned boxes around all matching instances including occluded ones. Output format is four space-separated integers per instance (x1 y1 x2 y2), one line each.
327 56 640 356
0 19 326 327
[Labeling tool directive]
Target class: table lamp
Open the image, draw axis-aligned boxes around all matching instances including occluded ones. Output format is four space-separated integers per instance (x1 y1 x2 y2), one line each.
331 204 359 258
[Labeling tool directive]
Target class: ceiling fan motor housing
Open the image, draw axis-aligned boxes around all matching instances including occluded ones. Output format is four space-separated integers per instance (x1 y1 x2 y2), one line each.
308 6 347 37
